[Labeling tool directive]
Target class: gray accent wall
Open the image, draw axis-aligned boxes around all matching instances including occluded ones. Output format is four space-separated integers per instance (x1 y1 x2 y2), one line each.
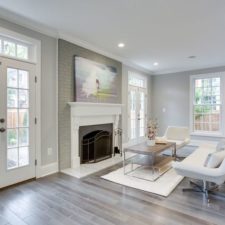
0 18 58 166
58 39 122 169
152 66 225 137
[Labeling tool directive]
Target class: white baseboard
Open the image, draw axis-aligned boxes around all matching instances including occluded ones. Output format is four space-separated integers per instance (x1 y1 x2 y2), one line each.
37 162 59 178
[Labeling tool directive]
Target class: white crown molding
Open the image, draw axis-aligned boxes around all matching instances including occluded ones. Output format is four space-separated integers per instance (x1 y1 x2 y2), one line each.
58 32 152 74
0 7 152 75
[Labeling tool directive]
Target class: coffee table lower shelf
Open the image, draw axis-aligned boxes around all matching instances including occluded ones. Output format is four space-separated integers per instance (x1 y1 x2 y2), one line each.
124 155 174 182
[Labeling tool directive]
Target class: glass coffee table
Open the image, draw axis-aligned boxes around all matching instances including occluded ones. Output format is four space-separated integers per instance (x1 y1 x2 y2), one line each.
123 142 176 181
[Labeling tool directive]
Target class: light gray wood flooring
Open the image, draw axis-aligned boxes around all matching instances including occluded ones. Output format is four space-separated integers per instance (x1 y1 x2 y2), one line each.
0 164 225 225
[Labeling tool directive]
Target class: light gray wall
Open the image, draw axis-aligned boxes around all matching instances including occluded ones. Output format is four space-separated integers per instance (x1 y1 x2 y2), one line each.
122 65 152 143
0 18 58 166
58 39 122 170
152 66 225 137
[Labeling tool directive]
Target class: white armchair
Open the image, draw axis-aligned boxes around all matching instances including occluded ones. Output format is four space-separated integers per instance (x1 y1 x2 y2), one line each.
162 126 190 149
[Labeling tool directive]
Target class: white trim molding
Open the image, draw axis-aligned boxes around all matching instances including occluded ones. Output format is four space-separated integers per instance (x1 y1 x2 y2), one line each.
37 162 59 178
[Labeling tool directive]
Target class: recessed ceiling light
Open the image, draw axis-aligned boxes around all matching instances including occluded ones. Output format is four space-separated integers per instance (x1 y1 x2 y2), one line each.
188 55 196 59
153 62 159 66
118 43 125 48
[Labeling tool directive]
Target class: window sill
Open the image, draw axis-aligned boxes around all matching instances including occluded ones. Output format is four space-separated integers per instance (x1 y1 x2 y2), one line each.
191 132 225 138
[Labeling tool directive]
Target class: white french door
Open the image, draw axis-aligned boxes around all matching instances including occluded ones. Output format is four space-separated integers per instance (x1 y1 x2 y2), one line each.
0 57 36 188
128 85 147 143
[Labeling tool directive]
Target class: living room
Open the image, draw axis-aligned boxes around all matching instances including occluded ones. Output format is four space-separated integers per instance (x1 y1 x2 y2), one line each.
0 1 225 225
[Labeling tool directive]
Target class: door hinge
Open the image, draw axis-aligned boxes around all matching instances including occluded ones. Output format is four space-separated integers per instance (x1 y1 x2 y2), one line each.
35 159 37 166
35 117 37 124
35 76 37 83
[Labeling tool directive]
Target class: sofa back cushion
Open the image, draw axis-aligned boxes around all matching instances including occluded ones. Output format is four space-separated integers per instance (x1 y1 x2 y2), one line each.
165 126 189 141
204 150 225 168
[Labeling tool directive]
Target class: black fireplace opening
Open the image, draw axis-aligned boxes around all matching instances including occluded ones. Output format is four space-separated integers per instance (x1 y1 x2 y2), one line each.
79 124 113 164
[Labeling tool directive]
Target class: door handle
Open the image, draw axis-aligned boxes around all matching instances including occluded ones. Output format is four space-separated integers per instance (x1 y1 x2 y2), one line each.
0 118 5 123
0 127 6 132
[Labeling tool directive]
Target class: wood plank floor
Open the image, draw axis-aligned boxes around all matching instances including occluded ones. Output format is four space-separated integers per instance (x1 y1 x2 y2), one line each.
0 164 225 225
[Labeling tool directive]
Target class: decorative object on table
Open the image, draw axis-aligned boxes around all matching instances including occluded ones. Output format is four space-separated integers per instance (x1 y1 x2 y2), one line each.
155 137 168 144
74 56 119 103
114 128 123 156
147 118 158 146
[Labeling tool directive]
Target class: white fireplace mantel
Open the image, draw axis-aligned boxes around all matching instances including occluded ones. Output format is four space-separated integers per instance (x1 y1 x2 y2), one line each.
68 102 123 168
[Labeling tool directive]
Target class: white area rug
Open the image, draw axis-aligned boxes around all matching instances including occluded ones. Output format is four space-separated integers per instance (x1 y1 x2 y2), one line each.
101 165 183 197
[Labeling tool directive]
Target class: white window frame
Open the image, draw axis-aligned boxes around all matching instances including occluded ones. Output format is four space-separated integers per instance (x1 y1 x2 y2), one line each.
0 26 42 177
0 27 37 63
190 72 225 137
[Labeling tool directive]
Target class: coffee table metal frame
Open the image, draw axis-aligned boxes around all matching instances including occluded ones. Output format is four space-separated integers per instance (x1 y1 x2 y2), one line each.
123 142 176 182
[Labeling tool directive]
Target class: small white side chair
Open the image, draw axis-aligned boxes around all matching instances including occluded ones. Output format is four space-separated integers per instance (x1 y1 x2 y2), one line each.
162 126 190 149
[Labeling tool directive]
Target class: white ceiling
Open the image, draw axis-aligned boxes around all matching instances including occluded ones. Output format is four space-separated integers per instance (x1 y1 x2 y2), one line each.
0 0 225 74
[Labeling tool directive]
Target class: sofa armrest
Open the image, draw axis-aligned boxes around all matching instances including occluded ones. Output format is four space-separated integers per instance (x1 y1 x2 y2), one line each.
184 138 190 144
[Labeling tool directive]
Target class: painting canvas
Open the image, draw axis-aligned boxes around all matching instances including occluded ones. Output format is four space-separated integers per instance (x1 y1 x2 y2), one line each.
75 56 118 103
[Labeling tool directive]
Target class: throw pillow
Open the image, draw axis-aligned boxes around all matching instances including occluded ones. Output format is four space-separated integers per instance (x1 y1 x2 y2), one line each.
216 139 225 151
204 150 225 168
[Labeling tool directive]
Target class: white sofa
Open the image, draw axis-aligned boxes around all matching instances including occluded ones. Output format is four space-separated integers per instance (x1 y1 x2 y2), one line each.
172 142 225 196
162 126 190 149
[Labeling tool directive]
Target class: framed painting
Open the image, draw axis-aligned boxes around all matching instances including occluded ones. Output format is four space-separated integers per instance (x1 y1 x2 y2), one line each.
74 56 119 103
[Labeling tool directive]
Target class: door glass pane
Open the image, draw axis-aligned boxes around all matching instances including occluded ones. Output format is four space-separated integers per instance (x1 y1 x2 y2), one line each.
19 109 29 127
19 89 29 108
7 68 18 88
19 147 29 166
7 129 18 148
19 70 28 89
7 109 18 128
7 88 18 108
17 45 28 60
6 67 30 170
7 148 18 169
19 128 29 147
3 41 16 56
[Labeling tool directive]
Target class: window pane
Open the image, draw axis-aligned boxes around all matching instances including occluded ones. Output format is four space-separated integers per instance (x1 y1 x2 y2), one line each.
212 78 220 87
19 147 29 166
19 109 29 127
4 41 16 56
7 68 18 88
211 123 220 131
17 44 28 59
7 129 18 148
7 109 18 128
19 70 29 89
19 128 29 147
194 105 202 114
194 114 202 123
195 79 202 88
19 89 29 108
7 88 18 108
7 148 18 169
